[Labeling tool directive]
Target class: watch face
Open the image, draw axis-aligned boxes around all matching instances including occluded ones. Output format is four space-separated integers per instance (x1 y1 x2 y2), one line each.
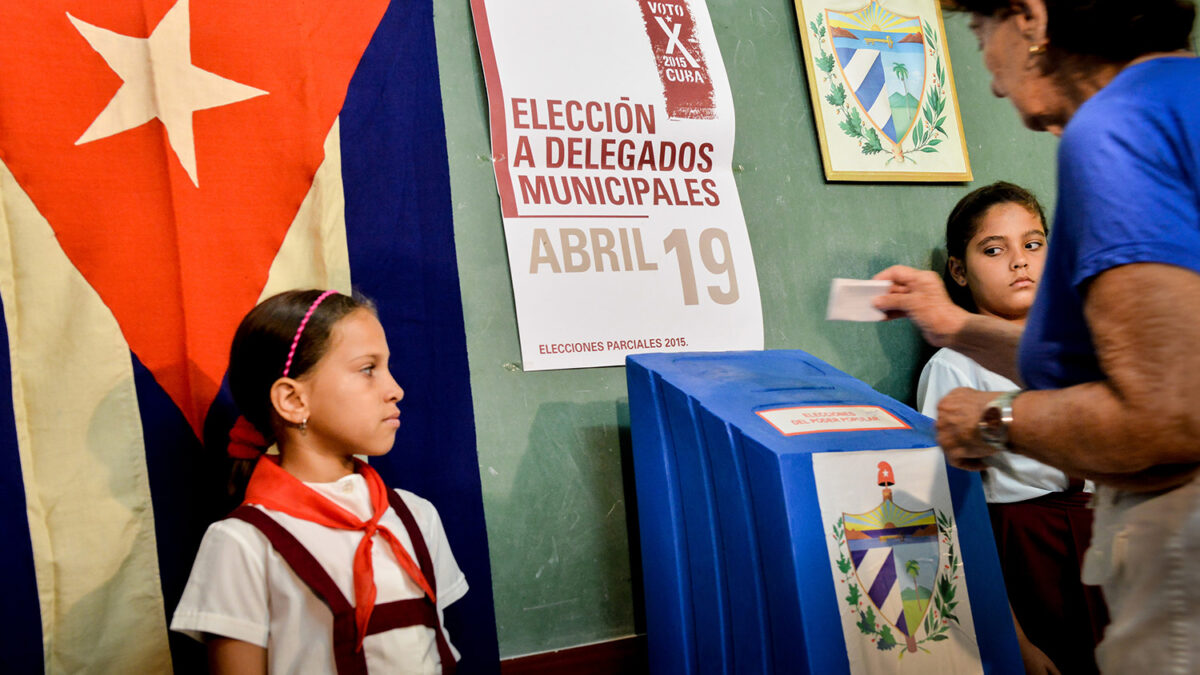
981 407 1002 427
979 406 1006 446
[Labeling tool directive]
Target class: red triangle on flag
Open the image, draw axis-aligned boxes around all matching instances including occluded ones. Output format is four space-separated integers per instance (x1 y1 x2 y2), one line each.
0 0 390 435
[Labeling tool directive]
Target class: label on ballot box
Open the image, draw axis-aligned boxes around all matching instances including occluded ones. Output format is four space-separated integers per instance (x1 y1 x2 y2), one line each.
813 447 982 674
756 405 910 436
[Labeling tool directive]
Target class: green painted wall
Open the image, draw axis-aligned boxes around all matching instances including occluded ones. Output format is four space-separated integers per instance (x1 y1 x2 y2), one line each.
434 0 1059 658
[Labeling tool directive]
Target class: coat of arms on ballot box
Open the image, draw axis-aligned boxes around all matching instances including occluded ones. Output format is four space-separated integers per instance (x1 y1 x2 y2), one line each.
814 448 983 673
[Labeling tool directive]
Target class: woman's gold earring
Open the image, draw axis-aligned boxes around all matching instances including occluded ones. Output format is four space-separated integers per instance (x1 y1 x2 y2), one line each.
1028 43 1047 54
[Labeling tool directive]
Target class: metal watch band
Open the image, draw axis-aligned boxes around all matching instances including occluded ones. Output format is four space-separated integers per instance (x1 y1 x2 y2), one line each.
978 389 1021 450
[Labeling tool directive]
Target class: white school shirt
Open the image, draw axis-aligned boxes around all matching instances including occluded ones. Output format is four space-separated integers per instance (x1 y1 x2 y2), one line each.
171 473 468 674
916 347 1090 503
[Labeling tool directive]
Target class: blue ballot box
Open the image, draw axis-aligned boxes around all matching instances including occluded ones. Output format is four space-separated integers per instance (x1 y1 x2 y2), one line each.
626 350 1021 674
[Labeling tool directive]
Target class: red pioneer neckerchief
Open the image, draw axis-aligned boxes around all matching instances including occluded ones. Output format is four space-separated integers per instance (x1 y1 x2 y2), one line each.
242 456 436 650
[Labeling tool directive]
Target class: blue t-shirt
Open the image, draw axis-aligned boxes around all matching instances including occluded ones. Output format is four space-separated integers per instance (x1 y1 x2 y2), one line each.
1019 57 1200 390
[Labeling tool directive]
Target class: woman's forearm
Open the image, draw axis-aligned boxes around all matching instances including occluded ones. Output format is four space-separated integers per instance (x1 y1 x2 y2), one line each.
1011 383 1199 482
1008 264 1200 481
946 314 1025 384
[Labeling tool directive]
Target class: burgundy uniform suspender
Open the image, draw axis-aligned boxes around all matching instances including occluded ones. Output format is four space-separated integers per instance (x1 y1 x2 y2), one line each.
229 491 457 675
382 489 458 675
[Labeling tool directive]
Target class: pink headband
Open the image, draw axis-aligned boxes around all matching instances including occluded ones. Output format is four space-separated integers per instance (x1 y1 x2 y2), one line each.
282 290 337 377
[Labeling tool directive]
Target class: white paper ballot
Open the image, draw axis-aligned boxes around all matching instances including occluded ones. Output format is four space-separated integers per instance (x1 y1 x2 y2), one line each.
826 278 893 321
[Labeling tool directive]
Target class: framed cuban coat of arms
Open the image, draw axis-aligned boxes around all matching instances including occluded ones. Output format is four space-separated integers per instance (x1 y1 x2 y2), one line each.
795 0 972 181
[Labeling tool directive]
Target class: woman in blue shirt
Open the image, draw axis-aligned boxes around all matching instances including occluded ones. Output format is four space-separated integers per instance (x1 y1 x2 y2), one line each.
875 1 1200 671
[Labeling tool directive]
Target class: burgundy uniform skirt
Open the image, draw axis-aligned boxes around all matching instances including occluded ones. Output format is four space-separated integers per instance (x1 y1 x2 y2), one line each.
988 491 1109 675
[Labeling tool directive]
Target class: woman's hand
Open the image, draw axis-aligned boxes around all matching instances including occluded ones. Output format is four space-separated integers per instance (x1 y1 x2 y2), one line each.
872 265 970 348
872 264 1025 381
935 388 1003 471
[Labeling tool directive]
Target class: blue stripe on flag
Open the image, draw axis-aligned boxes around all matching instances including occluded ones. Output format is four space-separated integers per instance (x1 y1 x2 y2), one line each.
856 57 886 113
867 548 897 608
0 294 45 673
340 0 500 670
135 355 228 674
882 117 898 143
836 47 855 69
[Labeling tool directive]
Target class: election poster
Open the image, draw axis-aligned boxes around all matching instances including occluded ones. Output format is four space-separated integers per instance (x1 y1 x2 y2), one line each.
472 0 764 370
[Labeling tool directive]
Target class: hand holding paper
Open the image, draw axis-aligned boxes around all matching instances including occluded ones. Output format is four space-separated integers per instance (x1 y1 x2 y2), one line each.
826 278 893 321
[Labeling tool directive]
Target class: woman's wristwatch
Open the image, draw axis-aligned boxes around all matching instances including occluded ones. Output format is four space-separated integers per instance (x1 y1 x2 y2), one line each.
978 390 1021 451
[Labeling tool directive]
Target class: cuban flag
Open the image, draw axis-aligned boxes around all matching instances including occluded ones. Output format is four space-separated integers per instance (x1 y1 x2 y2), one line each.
0 1 498 671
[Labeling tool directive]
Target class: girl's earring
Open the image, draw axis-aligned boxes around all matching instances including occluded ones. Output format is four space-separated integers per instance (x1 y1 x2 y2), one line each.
299 417 308 434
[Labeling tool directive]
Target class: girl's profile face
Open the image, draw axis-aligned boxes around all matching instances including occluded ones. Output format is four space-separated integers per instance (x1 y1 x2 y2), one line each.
950 202 1047 322
300 309 405 458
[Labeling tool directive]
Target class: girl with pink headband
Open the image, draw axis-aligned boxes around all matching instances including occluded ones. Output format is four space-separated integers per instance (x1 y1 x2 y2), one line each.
171 289 467 674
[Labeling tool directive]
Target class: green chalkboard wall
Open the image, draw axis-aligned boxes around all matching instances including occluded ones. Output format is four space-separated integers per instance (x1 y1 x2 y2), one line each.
434 0 1062 659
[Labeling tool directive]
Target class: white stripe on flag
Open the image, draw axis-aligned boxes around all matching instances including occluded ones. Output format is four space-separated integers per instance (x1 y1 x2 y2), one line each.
878 577 904 625
0 159 171 673
842 49 878 91
259 119 352 301
867 87 892 131
855 547 890 589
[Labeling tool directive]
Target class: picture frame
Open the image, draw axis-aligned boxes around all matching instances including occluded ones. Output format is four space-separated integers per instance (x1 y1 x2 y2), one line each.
794 0 972 182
